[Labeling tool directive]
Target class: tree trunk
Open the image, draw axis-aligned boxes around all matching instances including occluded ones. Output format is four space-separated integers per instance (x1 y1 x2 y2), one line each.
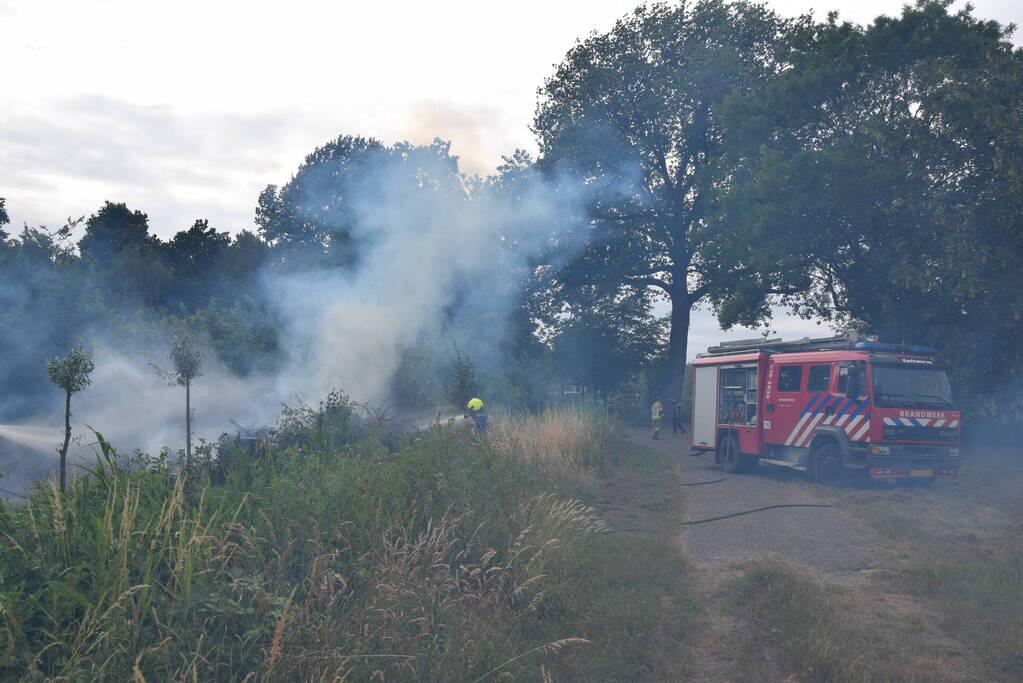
185 379 192 480
60 390 71 493
663 286 692 405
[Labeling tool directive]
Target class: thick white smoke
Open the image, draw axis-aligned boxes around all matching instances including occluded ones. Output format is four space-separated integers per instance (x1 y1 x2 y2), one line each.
0 141 619 495
269 150 586 403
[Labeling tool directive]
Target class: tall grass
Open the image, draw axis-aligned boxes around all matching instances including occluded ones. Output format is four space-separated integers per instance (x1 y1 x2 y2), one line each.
489 403 621 480
0 408 619 681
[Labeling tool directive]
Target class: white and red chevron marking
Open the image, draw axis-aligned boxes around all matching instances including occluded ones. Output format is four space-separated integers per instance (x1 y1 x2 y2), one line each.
785 412 814 446
851 419 871 441
794 414 826 447
843 415 864 435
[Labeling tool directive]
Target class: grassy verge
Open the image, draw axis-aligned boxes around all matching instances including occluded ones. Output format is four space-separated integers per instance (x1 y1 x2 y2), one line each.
549 444 696 681
490 403 622 481
730 561 901 682
830 447 1023 678
900 554 1023 675
836 446 1023 678
0 404 626 680
0 405 700 681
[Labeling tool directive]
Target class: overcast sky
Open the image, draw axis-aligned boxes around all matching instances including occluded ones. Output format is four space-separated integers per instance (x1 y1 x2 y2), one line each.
3 0 1020 355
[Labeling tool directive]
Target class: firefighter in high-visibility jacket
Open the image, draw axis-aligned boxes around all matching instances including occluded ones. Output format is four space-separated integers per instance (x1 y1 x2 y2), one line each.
651 398 664 440
466 397 488 434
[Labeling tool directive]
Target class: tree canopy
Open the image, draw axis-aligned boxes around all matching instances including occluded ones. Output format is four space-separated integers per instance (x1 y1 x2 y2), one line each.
2 0 1021 425
717 0 1023 419
255 136 463 269
534 0 793 400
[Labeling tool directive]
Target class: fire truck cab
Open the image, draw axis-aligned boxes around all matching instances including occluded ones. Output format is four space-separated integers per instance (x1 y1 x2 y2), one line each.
689 335 960 483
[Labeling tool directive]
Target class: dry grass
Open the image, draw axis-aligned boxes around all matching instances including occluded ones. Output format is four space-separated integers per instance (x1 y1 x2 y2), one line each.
731 561 898 682
832 445 1023 678
262 495 605 680
489 403 621 480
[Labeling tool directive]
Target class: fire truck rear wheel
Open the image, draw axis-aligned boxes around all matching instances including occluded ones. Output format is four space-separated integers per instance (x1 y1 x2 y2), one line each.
811 442 844 485
719 433 751 473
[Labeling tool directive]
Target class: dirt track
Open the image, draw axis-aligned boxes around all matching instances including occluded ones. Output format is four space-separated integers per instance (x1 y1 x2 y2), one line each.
626 426 874 576
625 426 993 682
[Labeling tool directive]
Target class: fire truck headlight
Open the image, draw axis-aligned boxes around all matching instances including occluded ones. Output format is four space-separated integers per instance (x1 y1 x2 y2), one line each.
870 445 891 455
949 447 960 457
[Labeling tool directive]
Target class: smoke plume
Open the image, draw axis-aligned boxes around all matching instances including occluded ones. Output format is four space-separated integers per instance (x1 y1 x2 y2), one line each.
0 137 609 495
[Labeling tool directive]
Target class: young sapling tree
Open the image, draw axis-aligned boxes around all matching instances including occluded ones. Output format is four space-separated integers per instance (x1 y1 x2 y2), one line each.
45 344 94 492
154 333 203 479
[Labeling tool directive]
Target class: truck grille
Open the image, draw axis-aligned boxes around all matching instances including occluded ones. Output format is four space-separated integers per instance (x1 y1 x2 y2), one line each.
883 425 957 442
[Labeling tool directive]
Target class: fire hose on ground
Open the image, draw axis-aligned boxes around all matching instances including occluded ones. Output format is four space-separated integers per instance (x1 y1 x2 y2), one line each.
680 446 832 524
601 442 833 533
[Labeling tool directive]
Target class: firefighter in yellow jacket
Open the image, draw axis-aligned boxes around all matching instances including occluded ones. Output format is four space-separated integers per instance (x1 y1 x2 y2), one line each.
466 397 488 433
651 398 664 440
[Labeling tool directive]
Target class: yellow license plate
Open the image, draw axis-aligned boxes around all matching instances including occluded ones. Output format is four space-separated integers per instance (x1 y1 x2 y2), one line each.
910 469 933 477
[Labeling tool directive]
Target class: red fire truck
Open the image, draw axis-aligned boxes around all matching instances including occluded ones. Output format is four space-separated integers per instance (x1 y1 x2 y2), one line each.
689 335 961 483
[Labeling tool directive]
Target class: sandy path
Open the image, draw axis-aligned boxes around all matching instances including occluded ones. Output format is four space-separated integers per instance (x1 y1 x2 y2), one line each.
626 427 873 575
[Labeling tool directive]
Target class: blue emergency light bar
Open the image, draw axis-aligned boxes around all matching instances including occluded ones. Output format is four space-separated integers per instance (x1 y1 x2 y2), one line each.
699 334 941 357
854 342 936 355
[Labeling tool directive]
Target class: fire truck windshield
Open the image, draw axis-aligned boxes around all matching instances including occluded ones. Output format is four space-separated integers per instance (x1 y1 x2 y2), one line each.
871 365 955 408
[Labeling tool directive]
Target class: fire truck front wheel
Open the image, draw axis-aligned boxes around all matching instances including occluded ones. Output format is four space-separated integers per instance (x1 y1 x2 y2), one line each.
810 442 845 485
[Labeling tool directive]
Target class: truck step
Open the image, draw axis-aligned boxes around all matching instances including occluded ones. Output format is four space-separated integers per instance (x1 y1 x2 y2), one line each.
760 458 808 472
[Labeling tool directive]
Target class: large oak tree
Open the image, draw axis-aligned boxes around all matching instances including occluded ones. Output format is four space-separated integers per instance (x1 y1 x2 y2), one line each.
534 0 793 400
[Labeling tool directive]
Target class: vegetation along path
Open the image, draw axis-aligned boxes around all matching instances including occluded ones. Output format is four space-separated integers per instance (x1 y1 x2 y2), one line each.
624 426 998 682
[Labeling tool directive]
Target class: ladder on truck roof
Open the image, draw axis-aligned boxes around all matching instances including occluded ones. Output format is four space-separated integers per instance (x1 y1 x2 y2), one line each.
699 333 862 357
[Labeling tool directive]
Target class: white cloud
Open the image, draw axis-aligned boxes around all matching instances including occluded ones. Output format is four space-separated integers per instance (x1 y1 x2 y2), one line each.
2 0 1017 234
1 95 336 235
686 306 835 361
